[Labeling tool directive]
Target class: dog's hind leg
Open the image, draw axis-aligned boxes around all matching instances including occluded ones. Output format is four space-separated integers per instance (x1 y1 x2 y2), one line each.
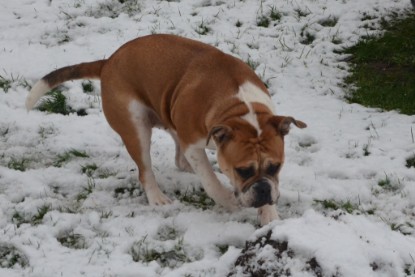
103 96 172 206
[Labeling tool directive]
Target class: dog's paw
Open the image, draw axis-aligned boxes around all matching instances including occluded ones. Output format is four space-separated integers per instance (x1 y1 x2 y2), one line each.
258 204 280 226
146 187 172 206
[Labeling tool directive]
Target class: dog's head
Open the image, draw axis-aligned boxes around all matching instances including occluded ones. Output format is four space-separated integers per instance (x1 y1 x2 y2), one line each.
207 114 306 208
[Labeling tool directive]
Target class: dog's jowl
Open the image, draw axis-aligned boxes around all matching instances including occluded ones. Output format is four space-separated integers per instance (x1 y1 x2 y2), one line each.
26 34 306 225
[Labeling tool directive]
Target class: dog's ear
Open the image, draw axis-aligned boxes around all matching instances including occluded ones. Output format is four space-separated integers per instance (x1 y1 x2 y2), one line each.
268 116 307 136
207 125 233 146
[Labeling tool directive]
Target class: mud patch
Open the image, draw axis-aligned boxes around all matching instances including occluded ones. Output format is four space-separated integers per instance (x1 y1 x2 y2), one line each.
228 230 323 276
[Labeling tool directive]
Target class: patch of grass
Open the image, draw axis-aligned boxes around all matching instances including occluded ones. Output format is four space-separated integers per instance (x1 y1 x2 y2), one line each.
49 184 61 195
362 141 371 156
256 6 282 28
0 126 9 136
298 137 317 148
87 0 141 18
76 178 96 202
7 158 28 171
31 204 51 225
97 168 117 179
340 201 358 214
319 16 338 27
256 15 270 27
247 42 259 50
57 33 70 45
18 78 31 89
391 222 414 236
344 12 415 115
314 199 358 214
58 206 77 214
100 210 113 219
55 149 89 167
246 57 260 71
331 34 342 45
270 6 282 21
294 7 311 19
76 108 88 116
81 80 94 93
114 185 141 198
81 163 98 177
258 69 275 89
175 188 215 210
38 125 56 139
316 199 337 210
405 263 415 276
0 75 12 92
130 236 192 268
377 174 401 192
64 150 86 161
57 232 87 249
406 154 415 168
11 211 29 227
361 12 377 21
377 173 390 187
300 25 316 45
195 20 211 35
301 32 316 45
0 244 29 268
156 225 181 241
37 88 74 115
217 244 230 255
0 74 31 93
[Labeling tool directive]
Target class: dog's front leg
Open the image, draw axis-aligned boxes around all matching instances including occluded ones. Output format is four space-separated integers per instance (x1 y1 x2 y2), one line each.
258 204 280 226
184 146 239 211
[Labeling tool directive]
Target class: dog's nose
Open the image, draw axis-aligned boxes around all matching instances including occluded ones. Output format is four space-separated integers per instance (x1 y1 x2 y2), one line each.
252 180 272 208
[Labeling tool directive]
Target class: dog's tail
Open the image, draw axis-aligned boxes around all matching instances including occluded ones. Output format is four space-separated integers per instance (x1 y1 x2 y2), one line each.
26 59 107 111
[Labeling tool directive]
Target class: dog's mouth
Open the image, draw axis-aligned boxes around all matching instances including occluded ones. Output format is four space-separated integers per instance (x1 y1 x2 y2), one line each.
251 180 274 207
234 179 275 208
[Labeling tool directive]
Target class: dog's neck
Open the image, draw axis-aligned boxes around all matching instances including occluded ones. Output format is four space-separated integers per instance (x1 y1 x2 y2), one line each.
205 96 247 130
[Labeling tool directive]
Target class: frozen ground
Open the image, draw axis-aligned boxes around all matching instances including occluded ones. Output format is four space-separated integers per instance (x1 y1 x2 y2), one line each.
0 0 414 276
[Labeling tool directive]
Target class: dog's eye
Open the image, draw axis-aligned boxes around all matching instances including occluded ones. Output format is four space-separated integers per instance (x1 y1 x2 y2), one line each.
266 163 280 176
235 166 255 180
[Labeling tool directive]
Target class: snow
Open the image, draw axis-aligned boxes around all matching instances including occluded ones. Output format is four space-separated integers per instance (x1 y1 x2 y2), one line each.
0 0 414 276
269 210 415 276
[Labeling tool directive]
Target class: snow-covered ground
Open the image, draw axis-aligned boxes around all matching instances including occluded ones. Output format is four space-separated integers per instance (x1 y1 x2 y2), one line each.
1 0 414 276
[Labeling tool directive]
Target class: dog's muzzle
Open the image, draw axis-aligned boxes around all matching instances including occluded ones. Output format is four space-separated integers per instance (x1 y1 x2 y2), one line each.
251 179 273 208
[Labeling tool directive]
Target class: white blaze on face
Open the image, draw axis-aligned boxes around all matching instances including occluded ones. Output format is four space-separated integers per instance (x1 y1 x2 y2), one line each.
236 82 275 135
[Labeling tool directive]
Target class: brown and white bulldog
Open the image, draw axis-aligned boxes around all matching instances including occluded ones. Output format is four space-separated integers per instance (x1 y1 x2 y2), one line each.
26 34 306 225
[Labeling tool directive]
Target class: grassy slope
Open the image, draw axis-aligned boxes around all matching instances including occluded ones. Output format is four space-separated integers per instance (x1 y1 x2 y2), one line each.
344 12 415 115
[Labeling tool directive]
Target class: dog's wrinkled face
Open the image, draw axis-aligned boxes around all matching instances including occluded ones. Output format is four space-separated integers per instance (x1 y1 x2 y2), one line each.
219 132 284 208
208 115 306 208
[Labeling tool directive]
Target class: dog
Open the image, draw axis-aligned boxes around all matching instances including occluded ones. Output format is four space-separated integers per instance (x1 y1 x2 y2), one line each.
26 34 306 225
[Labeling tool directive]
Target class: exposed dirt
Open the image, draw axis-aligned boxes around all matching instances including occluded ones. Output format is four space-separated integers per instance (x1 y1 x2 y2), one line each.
228 230 323 277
